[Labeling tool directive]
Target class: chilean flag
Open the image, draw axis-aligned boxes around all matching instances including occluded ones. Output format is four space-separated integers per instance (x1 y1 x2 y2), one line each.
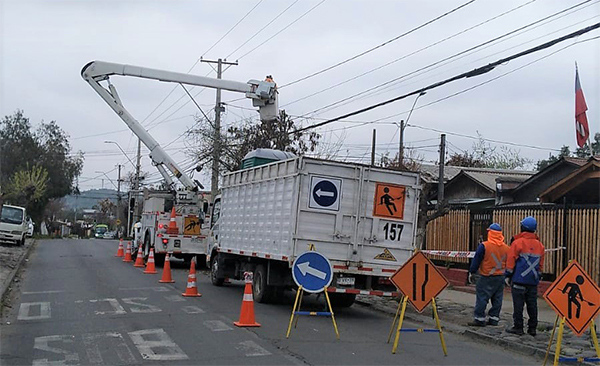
575 65 590 148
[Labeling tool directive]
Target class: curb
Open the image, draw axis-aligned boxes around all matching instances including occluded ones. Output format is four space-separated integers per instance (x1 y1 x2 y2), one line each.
1 239 37 301
355 298 575 364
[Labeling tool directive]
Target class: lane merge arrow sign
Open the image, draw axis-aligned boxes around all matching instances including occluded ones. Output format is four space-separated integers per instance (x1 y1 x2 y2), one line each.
292 251 333 293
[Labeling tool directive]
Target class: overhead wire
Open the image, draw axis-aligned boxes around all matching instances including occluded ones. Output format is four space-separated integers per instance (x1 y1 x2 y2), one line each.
297 0 596 119
280 0 477 89
291 21 600 133
281 0 537 108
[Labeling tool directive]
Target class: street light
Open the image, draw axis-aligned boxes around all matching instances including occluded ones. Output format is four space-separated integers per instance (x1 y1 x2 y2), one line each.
104 140 136 170
397 91 427 167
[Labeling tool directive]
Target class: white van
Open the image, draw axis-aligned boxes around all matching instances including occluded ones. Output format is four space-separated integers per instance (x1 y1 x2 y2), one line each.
0 205 28 246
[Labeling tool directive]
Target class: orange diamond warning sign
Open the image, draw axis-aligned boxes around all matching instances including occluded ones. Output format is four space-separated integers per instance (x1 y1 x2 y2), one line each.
373 183 406 220
390 252 449 313
543 260 600 336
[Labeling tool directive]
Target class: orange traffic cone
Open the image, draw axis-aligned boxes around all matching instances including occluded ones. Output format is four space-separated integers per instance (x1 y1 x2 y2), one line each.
234 272 261 327
166 207 178 235
159 253 175 283
182 260 201 297
122 241 133 262
144 248 158 274
115 239 124 257
134 245 145 268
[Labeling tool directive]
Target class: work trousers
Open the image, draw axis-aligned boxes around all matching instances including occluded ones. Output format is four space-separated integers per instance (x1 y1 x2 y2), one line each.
511 283 538 331
474 275 505 322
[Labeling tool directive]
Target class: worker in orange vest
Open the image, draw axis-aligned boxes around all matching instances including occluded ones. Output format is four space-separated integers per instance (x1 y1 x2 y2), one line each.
467 223 510 327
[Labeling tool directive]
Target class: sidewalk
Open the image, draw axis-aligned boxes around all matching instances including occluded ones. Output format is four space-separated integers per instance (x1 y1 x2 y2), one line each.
356 286 600 363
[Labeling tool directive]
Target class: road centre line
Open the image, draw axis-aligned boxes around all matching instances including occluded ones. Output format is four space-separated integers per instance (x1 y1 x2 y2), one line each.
118 286 170 292
22 290 65 295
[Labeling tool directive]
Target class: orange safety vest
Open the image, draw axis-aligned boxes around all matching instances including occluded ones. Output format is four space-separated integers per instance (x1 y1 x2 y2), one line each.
480 230 509 276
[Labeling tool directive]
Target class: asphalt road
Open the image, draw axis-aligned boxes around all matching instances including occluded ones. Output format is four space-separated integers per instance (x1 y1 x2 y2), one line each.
1 238 540 365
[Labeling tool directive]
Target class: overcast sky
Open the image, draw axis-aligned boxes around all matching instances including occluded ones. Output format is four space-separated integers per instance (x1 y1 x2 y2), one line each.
1 0 599 191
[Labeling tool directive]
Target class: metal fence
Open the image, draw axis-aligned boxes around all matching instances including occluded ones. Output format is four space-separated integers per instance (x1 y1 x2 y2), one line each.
425 206 600 283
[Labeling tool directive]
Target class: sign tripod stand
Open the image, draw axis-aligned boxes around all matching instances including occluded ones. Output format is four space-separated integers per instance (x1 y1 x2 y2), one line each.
286 285 340 339
543 317 600 366
387 251 450 355
286 250 340 340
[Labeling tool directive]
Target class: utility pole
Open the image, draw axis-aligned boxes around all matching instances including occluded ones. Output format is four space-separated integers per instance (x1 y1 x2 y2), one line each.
201 58 238 201
131 138 142 236
437 134 446 208
371 129 377 166
117 164 123 238
398 119 405 167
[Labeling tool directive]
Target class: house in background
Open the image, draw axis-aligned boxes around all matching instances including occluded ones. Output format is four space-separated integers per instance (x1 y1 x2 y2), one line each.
539 156 600 204
498 157 587 205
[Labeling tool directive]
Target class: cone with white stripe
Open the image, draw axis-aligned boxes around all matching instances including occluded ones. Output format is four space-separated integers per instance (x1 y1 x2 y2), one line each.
143 248 158 274
122 241 133 262
182 259 201 297
234 272 261 327
134 245 145 267
159 253 175 283
115 239 124 257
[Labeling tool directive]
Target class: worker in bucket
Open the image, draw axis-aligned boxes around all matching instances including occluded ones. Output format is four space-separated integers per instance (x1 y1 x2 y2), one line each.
505 216 545 336
467 223 509 327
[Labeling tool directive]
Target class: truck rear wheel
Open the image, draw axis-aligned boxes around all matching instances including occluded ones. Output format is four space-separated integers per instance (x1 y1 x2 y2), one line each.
328 293 356 308
252 264 273 303
210 254 224 286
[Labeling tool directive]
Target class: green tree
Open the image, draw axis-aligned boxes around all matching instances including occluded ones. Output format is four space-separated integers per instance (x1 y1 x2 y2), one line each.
6 165 49 209
575 132 600 158
188 110 320 173
446 133 531 169
0 110 84 223
536 145 571 171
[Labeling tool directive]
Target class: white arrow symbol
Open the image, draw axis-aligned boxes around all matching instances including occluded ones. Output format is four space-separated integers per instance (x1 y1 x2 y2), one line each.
316 189 334 198
297 262 327 280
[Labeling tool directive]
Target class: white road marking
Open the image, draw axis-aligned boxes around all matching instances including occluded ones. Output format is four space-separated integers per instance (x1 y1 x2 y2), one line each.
122 297 162 313
236 341 272 357
18 302 51 321
164 295 186 302
82 332 136 365
181 305 205 314
32 335 79 366
203 320 232 332
128 329 188 361
22 290 65 295
89 298 126 315
118 286 170 292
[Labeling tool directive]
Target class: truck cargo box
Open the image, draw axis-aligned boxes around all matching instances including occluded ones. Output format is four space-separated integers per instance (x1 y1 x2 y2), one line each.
217 157 420 277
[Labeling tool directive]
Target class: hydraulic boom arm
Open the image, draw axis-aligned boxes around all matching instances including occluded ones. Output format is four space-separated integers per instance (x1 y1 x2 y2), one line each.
81 60 278 191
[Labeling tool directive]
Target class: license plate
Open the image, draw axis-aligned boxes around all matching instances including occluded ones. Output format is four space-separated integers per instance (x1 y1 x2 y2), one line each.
337 277 355 286
174 239 181 248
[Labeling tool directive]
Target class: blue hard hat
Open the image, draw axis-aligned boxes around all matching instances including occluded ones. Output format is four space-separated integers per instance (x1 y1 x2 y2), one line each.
521 216 537 231
488 223 502 231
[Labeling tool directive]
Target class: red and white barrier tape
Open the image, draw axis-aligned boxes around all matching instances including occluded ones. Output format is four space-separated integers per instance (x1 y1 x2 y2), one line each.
422 247 565 259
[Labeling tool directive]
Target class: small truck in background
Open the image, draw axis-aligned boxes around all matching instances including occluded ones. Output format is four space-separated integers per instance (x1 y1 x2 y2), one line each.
207 150 421 307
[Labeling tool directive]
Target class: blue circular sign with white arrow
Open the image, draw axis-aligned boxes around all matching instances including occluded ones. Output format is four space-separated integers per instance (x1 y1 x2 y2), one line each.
292 251 333 293
313 180 338 207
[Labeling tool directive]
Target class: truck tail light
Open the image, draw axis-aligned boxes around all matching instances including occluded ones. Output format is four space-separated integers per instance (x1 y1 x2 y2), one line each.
157 233 163 238
158 224 164 229
162 238 169 245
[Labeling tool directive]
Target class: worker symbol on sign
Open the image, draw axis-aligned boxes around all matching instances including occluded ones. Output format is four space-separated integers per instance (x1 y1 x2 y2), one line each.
379 187 403 216
561 275 596 319
373 183 406 220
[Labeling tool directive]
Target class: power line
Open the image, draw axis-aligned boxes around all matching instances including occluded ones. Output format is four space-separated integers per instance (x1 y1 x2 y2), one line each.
281 0 537 108
225 0 300 59
236 0 327 60
280 0 477 89
298 0 595 119
292 22 600 134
